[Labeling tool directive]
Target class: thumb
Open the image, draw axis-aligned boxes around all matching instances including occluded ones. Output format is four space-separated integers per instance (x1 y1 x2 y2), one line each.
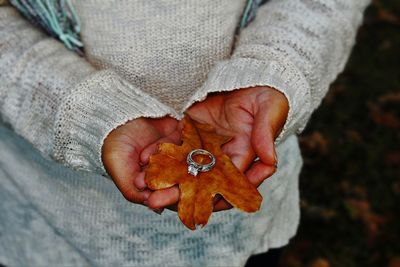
251 94 288 166
251 117 276 166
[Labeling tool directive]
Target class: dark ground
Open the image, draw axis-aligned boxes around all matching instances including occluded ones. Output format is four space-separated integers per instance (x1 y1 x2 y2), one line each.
278 1 400 267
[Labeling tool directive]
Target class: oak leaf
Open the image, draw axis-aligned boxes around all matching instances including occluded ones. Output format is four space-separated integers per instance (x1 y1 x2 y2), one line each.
145 115 262 230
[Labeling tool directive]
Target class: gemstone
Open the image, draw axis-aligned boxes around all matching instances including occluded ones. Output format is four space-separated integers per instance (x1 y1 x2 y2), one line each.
188 165 199 176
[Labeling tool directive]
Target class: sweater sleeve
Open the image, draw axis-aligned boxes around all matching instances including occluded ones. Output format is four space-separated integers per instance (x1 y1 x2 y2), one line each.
185 0 371 144
0 6 176 177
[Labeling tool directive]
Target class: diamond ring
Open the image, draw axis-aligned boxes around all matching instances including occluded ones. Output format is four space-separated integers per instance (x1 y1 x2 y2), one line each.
186 149 216 176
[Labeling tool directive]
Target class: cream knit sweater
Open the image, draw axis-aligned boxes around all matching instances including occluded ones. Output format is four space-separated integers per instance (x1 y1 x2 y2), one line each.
0 1 370 266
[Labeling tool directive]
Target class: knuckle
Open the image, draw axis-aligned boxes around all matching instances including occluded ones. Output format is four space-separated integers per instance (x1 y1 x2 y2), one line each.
147 198 165 209
121 189 141 204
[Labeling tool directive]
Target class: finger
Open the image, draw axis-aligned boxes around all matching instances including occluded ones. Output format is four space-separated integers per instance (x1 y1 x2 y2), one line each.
110 168 152 204
252 91 289 166
252 104 279 166
160 195 226 212
222 135 255 173
212 194 230 211
103 149 151 204
213 198 233 212
133 172 147 191
146 186 180 209
140 131 181 165
148 116 179 136
245 161 277 187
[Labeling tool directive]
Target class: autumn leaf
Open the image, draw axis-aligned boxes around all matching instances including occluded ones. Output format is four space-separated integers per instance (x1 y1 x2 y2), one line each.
145 115 262 230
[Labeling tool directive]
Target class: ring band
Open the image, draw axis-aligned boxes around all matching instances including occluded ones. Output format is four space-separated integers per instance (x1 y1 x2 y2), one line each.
186 149 216 176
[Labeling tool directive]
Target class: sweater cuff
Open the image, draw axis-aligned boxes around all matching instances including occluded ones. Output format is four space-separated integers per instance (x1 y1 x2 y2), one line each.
52 70 178 177
184 57 312 144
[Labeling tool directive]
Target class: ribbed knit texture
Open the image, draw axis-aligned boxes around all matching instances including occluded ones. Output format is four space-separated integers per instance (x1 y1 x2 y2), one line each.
0 1 370 266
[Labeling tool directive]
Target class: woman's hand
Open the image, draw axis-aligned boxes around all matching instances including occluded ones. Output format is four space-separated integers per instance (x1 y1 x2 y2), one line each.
102 117 181 207
146 86 289 211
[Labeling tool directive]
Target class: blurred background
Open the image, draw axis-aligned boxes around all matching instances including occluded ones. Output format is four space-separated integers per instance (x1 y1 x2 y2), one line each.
278 1 400 267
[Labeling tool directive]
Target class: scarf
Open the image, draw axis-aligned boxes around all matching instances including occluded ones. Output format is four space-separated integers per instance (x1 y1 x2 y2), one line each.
8 0 264 54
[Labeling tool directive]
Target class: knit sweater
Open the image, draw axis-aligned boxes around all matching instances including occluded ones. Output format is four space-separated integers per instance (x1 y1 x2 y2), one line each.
0 1 370 266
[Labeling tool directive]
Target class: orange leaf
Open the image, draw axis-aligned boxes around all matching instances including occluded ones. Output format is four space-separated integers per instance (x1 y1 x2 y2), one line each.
145 115 263 230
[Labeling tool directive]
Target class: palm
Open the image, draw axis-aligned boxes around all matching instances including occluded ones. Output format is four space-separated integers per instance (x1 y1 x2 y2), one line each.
102 117 181 205
188 89 259 173
146 86 289 212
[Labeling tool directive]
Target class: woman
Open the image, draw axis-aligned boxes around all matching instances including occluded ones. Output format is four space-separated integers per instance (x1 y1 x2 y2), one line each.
0 0 370 266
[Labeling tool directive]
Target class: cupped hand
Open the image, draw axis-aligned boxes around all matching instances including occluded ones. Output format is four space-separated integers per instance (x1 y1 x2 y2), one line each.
101 117 181 209
146 86 289 211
